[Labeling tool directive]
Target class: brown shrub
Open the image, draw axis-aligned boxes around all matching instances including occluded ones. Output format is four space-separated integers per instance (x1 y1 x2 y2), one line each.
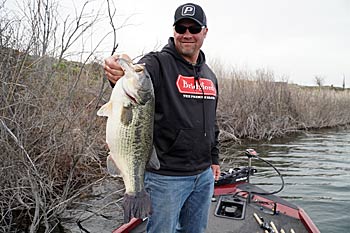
213 65 350 142
0 47 110 232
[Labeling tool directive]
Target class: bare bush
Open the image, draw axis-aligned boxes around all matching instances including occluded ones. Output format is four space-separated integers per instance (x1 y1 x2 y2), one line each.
290 86 350 128
0 0 114 231
213 65 350 142
0 43 110 232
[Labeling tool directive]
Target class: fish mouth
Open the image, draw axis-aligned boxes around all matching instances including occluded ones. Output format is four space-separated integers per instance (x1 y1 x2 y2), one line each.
122 78 151 105
123 87 138 104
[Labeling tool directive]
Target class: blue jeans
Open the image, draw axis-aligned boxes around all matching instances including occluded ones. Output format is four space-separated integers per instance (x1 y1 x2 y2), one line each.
144 167 214 233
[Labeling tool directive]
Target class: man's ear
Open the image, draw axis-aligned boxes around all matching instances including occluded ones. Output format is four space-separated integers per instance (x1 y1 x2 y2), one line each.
203 28 208 38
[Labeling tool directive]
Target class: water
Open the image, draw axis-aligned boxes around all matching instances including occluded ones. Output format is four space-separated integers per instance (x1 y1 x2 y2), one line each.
225 128 350 232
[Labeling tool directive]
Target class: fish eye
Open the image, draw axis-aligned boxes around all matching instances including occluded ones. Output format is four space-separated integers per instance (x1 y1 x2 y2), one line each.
133 63 145 73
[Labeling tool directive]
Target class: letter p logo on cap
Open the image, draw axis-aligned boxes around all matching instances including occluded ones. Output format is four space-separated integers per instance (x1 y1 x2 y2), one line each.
182 5 195 16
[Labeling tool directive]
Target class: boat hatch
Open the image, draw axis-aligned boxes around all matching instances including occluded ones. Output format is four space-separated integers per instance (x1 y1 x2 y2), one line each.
214 195 246 220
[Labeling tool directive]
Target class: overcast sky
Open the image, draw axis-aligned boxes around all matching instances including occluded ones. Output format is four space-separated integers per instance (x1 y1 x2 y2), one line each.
8 0 350 86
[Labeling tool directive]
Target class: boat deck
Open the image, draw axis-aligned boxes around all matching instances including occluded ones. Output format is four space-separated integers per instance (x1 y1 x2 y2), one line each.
208 197 307 233
208 182 308 233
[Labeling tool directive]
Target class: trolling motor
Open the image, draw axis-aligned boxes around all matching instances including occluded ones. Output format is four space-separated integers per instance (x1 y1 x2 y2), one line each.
244 148 258 183
215 149 258 186
215 149 284 195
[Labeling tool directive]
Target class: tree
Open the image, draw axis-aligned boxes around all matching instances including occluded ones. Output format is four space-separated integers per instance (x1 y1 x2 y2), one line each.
314 75 324 87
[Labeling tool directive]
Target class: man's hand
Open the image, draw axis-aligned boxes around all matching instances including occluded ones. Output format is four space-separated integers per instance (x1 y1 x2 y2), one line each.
211 164 221 181
104 54 131 84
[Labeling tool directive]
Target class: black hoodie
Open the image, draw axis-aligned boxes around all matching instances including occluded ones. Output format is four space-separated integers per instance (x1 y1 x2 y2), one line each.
139 37 219 176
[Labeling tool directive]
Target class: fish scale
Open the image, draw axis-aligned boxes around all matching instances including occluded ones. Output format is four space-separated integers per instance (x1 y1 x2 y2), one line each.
115 104 153 193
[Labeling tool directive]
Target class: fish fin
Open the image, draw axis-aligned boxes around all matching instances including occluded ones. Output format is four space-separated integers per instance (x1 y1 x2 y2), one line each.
107 154 121 177
123 190 151 223
147 146 160 170
121 105 133 125
97 101 113 117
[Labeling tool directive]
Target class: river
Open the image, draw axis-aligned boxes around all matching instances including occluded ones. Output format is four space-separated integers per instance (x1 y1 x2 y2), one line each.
225 128 350 233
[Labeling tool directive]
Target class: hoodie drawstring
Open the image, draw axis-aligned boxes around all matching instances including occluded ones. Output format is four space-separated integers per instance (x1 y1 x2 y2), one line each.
192 65 207 137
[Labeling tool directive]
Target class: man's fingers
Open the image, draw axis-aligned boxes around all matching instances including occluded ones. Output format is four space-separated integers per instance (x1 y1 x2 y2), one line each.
104 71 118 84
104 61 124 84
211 165 221 181
104 64 124 77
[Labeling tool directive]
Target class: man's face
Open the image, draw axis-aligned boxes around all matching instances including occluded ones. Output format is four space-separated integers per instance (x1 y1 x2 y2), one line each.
173 19 208 63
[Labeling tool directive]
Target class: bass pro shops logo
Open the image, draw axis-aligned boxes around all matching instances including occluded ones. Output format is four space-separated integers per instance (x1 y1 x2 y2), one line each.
176 75 217 99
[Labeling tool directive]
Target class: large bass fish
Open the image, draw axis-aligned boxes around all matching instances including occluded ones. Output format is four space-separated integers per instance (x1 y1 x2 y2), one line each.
97 55 159 223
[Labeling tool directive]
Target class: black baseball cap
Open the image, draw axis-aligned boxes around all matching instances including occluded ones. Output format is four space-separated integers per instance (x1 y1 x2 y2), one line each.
173 3 207 27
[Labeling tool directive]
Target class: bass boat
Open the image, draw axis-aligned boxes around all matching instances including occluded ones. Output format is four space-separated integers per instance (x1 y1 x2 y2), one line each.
113 149 320 233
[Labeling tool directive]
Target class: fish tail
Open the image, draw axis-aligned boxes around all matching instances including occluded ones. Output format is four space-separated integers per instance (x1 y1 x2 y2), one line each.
122 189 151 223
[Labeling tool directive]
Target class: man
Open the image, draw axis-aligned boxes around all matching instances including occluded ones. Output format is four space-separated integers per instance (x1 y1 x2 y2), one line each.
104 3 220 233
